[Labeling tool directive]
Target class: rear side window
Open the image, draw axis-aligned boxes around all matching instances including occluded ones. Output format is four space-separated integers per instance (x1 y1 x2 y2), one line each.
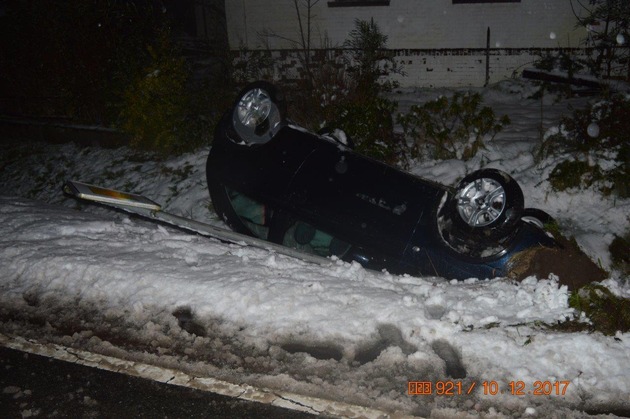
226 187 271 240
280 220 351 258
226 188 351 258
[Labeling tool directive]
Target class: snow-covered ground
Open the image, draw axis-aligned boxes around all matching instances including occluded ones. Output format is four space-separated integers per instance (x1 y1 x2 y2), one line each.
1 80 629 417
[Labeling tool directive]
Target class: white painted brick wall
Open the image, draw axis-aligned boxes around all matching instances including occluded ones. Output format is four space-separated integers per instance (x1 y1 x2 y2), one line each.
227 0 586 50
226 0 609 87
233 48 601 88
389 49 546 87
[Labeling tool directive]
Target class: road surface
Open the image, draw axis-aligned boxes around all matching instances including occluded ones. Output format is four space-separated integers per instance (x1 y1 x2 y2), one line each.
0 346 316 418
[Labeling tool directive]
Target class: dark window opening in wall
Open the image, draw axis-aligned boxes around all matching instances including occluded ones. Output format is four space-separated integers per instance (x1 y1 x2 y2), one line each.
328 0 390 7
453 0 520 3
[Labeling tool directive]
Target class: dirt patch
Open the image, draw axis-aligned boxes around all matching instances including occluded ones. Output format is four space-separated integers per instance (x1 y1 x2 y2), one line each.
508 236 608 290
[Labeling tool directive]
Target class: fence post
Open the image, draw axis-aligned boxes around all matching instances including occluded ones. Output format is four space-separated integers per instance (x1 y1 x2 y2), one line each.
485 27 490 86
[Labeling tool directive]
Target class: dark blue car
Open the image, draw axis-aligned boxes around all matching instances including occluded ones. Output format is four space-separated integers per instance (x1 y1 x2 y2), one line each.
206 81 558 279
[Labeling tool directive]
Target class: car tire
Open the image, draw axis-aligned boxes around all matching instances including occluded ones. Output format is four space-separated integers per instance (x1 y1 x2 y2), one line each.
231 81 287 145
448 168 524 242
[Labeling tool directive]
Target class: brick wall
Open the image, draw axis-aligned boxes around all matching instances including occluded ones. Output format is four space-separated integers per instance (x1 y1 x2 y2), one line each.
233 48 598 88
227 0 584 51
226 0 596 87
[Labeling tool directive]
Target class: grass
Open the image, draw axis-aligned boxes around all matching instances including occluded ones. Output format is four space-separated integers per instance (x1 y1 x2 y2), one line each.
550 284 630 336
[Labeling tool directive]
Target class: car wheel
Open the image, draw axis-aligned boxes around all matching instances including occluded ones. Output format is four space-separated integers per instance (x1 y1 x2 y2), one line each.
449 169 524 241
231 81 286 145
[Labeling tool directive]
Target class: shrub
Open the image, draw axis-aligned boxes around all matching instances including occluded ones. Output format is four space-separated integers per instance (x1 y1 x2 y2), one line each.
531 1 629 93
249 19 405 164
324 96 406 163
397 92 510 160
119 34 191 156
343 18 402 98
530 49 587 98
297 18 405 164
119 32 228 156
0 1 170 123
541 94 630 197
571 0 630 80
548 160 603 191
568 284 630 335
1 2 226 156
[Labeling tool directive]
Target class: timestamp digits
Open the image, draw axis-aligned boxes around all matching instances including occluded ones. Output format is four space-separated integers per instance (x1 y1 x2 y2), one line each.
408 380 571 396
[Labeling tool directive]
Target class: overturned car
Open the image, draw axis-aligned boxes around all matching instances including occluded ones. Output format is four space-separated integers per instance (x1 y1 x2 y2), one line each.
206 81 559 280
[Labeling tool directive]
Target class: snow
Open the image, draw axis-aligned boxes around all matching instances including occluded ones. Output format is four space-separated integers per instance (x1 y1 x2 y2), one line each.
1 79 629 417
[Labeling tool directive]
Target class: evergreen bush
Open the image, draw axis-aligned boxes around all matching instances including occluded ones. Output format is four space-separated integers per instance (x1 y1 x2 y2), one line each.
315 18 404 163
120 34 190 155
542 94 630 197
1 1 224 156
397 92 510 160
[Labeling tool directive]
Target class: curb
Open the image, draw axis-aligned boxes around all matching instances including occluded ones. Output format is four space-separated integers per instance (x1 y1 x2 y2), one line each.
0 333 416 419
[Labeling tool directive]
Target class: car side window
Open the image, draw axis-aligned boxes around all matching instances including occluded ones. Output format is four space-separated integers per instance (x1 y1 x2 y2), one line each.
225 187 350 258
281 220 350 258
226 188 271 240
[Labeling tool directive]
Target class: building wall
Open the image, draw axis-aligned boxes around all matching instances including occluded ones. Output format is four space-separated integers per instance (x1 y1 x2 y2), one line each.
390 48 561 87
226 0 586 50
226 0 589 87
233 47 593 88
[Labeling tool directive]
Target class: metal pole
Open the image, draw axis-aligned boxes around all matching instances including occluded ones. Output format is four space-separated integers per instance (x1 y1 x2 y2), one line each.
485 27 490 86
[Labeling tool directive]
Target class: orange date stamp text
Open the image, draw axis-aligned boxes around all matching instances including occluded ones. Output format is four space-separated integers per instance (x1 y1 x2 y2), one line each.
408 380 571 396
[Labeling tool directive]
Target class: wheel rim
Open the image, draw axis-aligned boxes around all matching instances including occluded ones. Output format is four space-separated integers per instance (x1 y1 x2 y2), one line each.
236 88 271 128
456 178 506 227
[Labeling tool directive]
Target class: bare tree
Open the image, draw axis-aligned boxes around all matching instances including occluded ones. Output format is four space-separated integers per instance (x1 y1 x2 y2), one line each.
256 0 321 85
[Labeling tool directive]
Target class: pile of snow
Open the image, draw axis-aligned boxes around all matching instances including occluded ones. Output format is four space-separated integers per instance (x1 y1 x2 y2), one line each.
1 80 629 417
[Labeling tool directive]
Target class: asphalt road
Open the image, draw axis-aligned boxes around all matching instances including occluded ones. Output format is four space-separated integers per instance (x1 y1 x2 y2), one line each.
0 346 317 418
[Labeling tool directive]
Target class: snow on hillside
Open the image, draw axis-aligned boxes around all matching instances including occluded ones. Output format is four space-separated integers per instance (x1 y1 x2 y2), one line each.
1 80 629 417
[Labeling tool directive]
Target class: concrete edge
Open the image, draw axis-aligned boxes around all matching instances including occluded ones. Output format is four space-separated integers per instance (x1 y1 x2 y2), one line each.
0 333 416 419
